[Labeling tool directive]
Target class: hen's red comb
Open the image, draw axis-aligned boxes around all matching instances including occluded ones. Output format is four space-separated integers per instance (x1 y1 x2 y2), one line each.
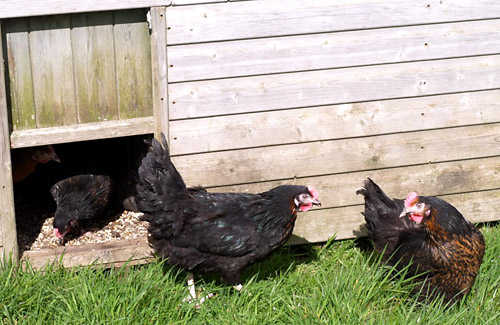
307 185 319 200
404 192 419 208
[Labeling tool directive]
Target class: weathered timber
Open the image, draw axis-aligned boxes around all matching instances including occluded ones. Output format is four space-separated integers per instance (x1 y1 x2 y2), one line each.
169 55 500 119
72 12 118 123
3 18 36 130
212 156 500 210
150 7 169 140
10 117 154 148
168 20 500 82
169 90 500 155
172 123 500 187
21 239 153 269
0 23 18 261
29 15 77 127
0 1 172 19
166 0 500 44
114 9 153 119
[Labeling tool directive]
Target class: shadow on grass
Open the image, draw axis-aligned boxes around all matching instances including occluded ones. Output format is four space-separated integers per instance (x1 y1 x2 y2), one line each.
146 244 321 290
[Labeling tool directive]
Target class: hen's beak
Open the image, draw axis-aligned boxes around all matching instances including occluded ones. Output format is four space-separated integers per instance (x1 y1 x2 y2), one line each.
399 204 421 218
311 198 321 206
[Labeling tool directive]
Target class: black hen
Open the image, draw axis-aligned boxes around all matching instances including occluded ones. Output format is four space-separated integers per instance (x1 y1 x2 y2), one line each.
136 134 321 295
51 174 113 243
356 178 485 303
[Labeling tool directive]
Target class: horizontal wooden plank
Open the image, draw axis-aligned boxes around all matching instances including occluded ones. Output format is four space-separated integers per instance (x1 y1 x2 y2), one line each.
21 238 153 269
170 90 500 155
171 0 248 5
169 55 500 119
168 20 500 82
10 117 154 148
290 188 500 244
172 123 500 187
212 156 500 210
166 0 500 44
0 1 171 19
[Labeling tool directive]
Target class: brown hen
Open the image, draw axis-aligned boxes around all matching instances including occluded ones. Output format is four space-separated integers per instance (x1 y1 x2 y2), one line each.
356 178 485 303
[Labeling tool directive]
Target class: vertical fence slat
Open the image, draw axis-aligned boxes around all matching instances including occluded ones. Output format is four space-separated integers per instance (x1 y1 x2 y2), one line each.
114 9 153 119
71 12 118 123
29 15 77 127
4 18 35 130
150 7 168 140
0 22 18 261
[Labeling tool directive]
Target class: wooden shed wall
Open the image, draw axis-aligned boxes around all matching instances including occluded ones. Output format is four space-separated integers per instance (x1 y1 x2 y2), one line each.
1 0 500 265
165 0 500 243
2 9 153 131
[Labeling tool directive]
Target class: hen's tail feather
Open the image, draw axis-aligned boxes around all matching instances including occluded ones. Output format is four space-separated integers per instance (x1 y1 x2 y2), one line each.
357 178 407 246
136 133 188 215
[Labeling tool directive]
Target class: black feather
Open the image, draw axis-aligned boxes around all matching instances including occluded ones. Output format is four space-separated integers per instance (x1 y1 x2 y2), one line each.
136 134 317 285
357 178 485 303
51 174 113 236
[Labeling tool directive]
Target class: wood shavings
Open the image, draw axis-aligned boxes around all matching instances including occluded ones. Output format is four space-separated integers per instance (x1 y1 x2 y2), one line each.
28 211 149 250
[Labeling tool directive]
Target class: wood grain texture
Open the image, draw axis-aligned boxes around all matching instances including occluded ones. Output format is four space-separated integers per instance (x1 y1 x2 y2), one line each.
172 123 500 187
169 55 500 119
0 1 172 19
21 238 153 269
168 20 500 82
3 18 36 130
169 90 500 155
114 9 153 119
29 15 77 127
166 0 500 45
171 0 245 5
212 156 500 209
150 7 169 140
0 23 18 260
71 12 118 123
290 188 500 244
10 117 154 148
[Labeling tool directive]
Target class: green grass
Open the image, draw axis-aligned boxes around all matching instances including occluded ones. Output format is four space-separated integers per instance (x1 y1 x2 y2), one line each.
1 224 499 324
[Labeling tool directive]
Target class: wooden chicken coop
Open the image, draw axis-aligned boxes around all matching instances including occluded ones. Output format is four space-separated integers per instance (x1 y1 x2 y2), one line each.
0 0 499 269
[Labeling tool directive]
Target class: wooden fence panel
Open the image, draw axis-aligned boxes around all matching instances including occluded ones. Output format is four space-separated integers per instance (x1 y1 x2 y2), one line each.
172 123 500 187
169 90 500 155
168 20 500 82
29 15 77 127
0 22 18 260
3 9 154 131
3 19 36 130
72 12 118 123
166 0 500 44
114 9 153 119
211 156 500 210
169 55 500 119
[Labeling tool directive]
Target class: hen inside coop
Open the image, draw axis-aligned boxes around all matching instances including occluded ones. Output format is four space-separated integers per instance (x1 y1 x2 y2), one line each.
13 135 152 254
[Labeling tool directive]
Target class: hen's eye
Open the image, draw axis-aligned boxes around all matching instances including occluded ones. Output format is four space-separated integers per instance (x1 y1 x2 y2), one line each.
416 203 424 209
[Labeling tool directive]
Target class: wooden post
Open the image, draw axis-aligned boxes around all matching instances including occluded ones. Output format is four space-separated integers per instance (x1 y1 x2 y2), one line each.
0 21 19 262
149 6 169 141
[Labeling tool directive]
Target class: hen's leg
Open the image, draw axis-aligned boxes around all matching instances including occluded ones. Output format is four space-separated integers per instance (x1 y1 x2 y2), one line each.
182 272 197 303
233 284 243 291
182 273 215 308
